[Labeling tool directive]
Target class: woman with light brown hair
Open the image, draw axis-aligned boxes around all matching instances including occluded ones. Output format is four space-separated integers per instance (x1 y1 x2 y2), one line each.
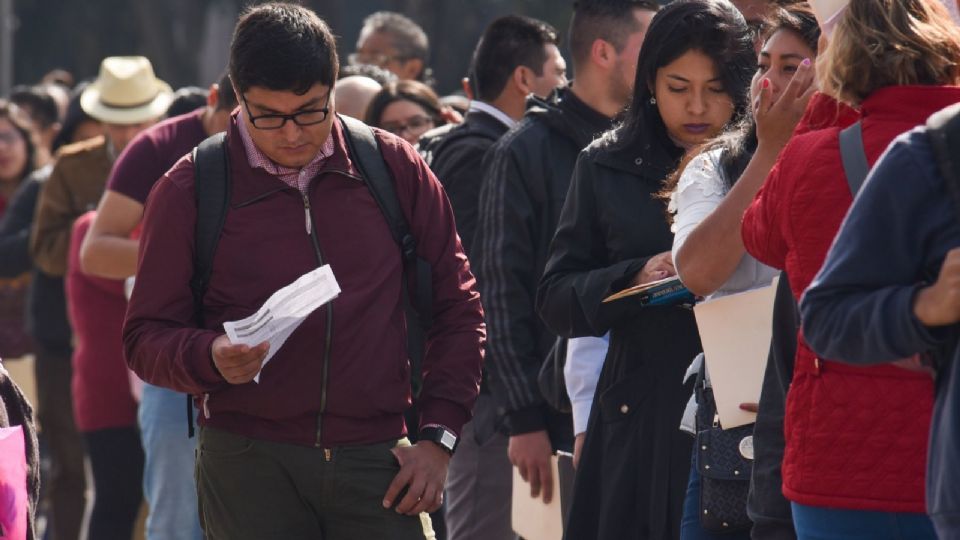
364 79 459 145
740 0 960 537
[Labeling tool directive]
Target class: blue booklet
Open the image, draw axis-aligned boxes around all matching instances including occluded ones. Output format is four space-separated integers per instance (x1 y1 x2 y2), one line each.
602 276 697 307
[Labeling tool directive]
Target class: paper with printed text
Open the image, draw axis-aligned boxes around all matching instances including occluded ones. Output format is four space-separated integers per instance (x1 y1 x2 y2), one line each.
223 264 340 382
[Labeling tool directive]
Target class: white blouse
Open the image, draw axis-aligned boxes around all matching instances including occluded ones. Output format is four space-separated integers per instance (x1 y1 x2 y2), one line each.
669 148 778 434
669 148 778 299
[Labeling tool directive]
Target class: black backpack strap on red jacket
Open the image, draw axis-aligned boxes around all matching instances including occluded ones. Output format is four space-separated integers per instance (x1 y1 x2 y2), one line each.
839 121 870 196
338 114 433 400
186 131 231 437
927 103 960 216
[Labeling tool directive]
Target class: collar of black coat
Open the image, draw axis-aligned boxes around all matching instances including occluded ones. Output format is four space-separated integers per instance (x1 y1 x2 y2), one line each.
589 122 684 181
524 86 614 149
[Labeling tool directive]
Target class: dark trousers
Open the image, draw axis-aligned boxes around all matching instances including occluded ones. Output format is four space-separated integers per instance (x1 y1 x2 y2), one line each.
82 427 145 540
34 343 86 540
196 427 435 540
747 272 798 540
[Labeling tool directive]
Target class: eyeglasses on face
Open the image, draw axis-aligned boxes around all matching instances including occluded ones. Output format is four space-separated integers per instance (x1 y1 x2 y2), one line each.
347 52 405 68
0 130 23 145
381 115 434 136
240 93 331 130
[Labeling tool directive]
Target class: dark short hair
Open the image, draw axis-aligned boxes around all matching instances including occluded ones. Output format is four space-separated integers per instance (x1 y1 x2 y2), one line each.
165 86 207 118
339 63 398 87
215 70 238 111
9 85 61 130
471 15 560 102
229 2 338 95
0 100 38 183
764 3 820 55
364 80 445 128
568 0 660 69
53 81 97 152
614 0 755 152
360 11 430 67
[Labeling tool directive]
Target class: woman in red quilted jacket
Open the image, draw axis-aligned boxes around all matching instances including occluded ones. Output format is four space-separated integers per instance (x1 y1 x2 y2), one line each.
741 0 960 538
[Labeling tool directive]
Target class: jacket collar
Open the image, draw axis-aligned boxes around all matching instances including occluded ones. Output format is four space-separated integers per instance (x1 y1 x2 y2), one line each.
467 101 515 129
592 125 683 181
861 85 960 126
225 113 362 207
525 87 614 149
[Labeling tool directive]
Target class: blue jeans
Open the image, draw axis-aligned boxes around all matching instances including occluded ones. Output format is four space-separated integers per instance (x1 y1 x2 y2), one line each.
138 383 203 540
791 502 937 540
680 449 751 540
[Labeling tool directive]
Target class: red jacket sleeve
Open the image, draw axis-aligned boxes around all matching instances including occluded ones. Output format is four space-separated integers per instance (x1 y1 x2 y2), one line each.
122 159 226 395
742 156 791 270
742 93 859 272
380 133 486 436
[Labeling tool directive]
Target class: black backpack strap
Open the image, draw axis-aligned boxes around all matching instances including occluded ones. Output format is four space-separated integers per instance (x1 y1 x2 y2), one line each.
927 103 960 217
338 114 433 400
839 121 870 196
186 131 231 437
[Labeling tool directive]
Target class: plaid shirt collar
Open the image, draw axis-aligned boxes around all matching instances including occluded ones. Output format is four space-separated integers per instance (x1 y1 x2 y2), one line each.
237 116 335 193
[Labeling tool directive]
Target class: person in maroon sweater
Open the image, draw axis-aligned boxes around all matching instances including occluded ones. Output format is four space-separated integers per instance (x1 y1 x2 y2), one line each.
66 211 142 540
122 4 484 539
80 72 234 540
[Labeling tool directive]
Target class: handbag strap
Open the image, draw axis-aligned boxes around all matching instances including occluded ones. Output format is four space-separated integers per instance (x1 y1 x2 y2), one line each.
839 121 869 196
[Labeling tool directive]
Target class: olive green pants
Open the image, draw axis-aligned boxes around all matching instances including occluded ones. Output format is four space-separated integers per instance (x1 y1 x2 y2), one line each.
196 427 435 540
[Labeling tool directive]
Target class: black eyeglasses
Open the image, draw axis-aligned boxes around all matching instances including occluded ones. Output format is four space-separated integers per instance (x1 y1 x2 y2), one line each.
381 115 435 136
240 93 331 130
348 52 404 68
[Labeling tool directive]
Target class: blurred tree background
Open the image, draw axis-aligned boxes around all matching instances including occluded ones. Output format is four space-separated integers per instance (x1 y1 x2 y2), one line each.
11 0 574 94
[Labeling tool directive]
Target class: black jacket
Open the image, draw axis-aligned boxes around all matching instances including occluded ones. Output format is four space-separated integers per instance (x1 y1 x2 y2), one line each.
537 128 700 540
0 169 43 278
419 108 509 257
0 168 71 350
471 88 613 438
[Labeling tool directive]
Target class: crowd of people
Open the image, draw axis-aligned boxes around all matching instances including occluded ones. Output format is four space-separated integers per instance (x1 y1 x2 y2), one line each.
2 0 960 539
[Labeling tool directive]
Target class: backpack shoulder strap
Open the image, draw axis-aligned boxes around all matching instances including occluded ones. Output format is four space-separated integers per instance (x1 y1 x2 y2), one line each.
337 114 433 400
839 120 870 196
338 115 412 259
927 103 960 216
186 131 230 438
190 132 231 319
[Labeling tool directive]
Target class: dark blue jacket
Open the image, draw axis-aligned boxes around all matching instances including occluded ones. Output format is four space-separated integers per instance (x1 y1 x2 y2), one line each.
801 127 960 534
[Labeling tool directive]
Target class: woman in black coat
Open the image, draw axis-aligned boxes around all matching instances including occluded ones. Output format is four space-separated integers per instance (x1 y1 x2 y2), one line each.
536 2 755 538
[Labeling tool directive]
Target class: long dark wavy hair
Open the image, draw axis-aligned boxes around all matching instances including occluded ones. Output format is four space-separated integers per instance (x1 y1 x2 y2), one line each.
610 0 755 155
661 2 820 201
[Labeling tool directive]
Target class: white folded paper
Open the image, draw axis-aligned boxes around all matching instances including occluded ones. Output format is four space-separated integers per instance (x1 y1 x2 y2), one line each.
512 454 569 540
693 276 779 429
223 264 340 382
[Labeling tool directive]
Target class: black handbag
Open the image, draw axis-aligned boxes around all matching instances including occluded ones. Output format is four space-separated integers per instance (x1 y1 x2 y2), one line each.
695 380 753 533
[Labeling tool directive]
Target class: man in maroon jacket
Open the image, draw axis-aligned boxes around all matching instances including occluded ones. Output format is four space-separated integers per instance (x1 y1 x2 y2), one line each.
122 4 485 539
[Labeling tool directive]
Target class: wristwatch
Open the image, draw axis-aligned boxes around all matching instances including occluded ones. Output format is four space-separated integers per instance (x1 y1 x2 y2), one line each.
419 426 458 455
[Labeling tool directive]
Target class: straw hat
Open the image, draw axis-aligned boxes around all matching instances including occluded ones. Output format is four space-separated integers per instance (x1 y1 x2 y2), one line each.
80 56 173 124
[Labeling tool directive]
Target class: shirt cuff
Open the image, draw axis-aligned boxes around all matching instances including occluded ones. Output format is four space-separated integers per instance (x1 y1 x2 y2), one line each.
905 283 951 346
570 397 592 436
506 405 547 435
418 398 470 438
193 331 226 387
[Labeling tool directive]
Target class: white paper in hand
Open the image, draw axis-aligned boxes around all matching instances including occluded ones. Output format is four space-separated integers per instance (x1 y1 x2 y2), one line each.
693 276 779 428
223 264 340 382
